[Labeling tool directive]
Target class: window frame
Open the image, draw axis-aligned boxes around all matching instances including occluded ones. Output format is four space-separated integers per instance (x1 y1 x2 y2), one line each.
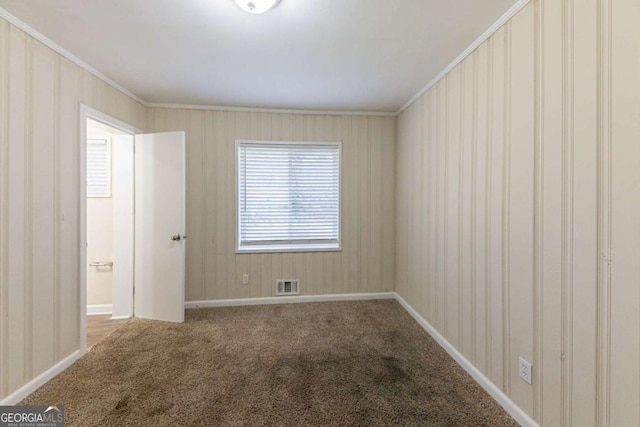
86 137 112 198
235 140 342 254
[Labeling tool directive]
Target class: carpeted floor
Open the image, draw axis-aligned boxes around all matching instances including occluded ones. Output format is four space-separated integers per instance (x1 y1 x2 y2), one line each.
22 300 518 426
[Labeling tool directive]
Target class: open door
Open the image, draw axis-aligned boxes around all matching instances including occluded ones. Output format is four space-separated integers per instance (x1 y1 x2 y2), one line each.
134 131 186 323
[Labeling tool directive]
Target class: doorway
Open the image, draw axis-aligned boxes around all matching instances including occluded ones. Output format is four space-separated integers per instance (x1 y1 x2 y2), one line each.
80 105 187 353
81 107 139 350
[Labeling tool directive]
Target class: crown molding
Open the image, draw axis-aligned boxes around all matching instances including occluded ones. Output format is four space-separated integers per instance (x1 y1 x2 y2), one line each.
0 7 147 106
146 102 396 116
395 0 532 115
0 6 396 117
2 1 531 118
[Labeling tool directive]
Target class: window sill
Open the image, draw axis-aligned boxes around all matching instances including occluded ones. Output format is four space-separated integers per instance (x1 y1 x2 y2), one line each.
236 244 341 254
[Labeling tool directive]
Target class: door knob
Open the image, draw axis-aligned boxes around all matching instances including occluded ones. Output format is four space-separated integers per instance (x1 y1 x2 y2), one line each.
171 234 182 242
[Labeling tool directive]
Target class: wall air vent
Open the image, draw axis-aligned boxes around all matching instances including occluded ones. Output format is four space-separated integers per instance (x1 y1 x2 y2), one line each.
276 279 299 296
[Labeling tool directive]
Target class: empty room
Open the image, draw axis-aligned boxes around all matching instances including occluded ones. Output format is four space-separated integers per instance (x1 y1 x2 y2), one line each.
0 0 638 426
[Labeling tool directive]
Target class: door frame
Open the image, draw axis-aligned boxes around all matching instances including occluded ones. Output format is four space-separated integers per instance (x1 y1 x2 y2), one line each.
79 104 142 353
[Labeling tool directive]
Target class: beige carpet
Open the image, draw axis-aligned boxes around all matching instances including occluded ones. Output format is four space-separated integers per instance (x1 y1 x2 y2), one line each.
22 300 518 426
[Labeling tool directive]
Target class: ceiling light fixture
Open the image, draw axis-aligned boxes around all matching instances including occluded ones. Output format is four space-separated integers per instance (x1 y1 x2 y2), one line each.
233 0 280 14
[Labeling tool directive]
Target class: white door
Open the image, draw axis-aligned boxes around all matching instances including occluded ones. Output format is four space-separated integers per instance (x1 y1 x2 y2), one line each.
134 131 186 323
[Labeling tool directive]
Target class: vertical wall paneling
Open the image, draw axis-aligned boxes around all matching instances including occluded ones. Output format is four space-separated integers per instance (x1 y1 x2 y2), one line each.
399 111 408 300
561 0 574 423
446 66 461 348
52 51 60 368
427 86 437 326
395 0 640 424
371 115 384 297
508 6 535 413
470 50 480 368
0 17 146 401
6 24 27 395
572 1 599 425
501 20 513 398
0 16 8 399
210 111 223 300
540 0 563 424
186 110 204 302
23 35 34 383
596 0 612 425
477 40 491 378
418 97 427 317
31 40 56 378
412 102 421 312
3 1 640 421
489 27 506 391
461 57 473 361
609 0 640 425
58 57 80 359
146 109 396 301
533 0 543 420
475 42 489 376
437 80 447 332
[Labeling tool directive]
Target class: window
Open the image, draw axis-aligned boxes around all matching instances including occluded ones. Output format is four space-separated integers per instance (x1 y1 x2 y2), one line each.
86 138 111 197
237 141 341 252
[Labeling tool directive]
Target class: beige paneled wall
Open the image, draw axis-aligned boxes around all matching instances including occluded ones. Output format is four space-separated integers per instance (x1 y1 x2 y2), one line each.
396 0 640 425
147 108 396 301
0 16 394 402
0 18 146 400
2 2 639 423
609 0 640 424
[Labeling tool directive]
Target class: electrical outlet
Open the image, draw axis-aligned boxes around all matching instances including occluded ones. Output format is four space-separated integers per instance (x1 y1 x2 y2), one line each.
242 274 249 285
519 357 532 385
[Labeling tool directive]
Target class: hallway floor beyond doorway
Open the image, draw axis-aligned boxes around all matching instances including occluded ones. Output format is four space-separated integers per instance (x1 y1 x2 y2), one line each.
87 315 128 349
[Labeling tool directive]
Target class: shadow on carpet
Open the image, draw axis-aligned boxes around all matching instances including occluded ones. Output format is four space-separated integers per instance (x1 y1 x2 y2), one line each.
22 300 518 426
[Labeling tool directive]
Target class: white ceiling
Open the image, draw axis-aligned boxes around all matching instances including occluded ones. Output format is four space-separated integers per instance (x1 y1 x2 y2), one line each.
0 0 518 113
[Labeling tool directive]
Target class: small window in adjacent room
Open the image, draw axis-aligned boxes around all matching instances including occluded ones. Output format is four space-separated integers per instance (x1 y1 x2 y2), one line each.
236 140 341 252
86 138 111 198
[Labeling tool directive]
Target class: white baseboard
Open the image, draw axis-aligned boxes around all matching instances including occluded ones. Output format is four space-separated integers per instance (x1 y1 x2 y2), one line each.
1 291 535 424
185 292 395 309
393 292 538 427
187 291 536 425
87 304 112 315
0 350 82 405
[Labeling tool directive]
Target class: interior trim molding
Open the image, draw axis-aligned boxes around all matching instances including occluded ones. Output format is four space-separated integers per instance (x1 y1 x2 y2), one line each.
0 2 531 118
393 292 539 427
86 304 113 315
394 0 532 115
0 350 82 405
0 7 396 117
188 291 538 425
0 8 146 106
4 292 538 423
185 292 396 309
146 102 397 117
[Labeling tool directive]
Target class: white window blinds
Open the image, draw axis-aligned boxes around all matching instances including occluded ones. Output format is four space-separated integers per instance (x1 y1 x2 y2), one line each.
237 141 341 252
87 138 111 197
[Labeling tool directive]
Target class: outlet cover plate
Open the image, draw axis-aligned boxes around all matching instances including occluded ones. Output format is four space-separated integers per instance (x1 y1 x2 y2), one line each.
519 357 532 385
